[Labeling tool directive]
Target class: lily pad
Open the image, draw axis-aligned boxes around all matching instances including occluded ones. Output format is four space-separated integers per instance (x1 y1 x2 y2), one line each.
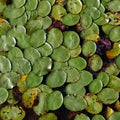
39 113 57 120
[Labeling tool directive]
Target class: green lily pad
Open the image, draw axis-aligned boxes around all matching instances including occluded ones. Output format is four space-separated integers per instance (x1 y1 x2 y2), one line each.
85 0 100 8
38 0 51 17
0 72 20 89
65 82 86 96
39 113 57 120
0 105 25 120
33 57 52 76
85 94 103 114
30 29 46 48
0 88 8 105
68 57 87 71
63 31 80 49
24 47 41 65
25 0 38 11
47 28 63 48
88 54 103 72
26 72 43 88
0 55 11 73
12 57 31 75
3 4 25 19
74 113 90 120
97 88 119 104
46 70 67 88
47 91 63 110
7 47 23 61
107 0 120 12
97 71 110 87
89 79 103 94
108 112 120 120
92 114 105 120
0 19 10 36
77 70 93 86
62 66 80 83
64 94 87 111
115 55 120 69
37 43 53 57
82 41 96 57
67 0 82 14
51 5 67 21
33 92 49 115
13 0 26 8
0 0 6 13
0 35 16 51
109 26 120 42
51 46 70 62
62 13 80 26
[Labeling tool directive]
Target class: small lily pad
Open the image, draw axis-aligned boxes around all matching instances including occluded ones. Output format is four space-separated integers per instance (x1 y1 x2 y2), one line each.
47 91 63 110
0 88 8 105
68 57 87 71
46 70 67 88
13 0 26 8
85 0 100 8
92 114 105 120
64 94 87 111
115 55 120 69
97 88 119 104
108 112 120 120
74 113 90 120
39 113 57 120
33 57 52 76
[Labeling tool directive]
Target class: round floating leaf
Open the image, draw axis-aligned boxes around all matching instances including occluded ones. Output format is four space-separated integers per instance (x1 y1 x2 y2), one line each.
0 55 11 73
37 43 53 57
64 95 87 111
0 19 10 35
51 46 70 62
85 94 103 114
0 72 20 89
74 113 90 120
68 57 87 71
115 55 120 69
51 5 67 21
82 41 96 57
63 31 80 49
97 72 110 87
108 112 120 120
22 88 38 108
30 29 46 48
0 35 16 51
77 70 93 86
26 72 43 88
65 82 86 96
38 1 51 17
0 88 8 104
13 0 26 8
39 113 57 120
33 92 49 115
62 66 80 83
107 0 120 12
81 14 92 29
46 70 67 88
25 0 38 11
108 75 120 92
24 47 41 65
12 57 31 75
88 54 103 72
92 114 105 120
47 91 63 110
33 57 52 76
47 28 63 48
3 4 25 19
70 45 81 58
67 0 82 14
85 0 100 8
89 79 103 94
53 61 68 70
97 88 119 104
7 47 23 61
62 13 80 26
0 105 25 120
109 26 120 42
